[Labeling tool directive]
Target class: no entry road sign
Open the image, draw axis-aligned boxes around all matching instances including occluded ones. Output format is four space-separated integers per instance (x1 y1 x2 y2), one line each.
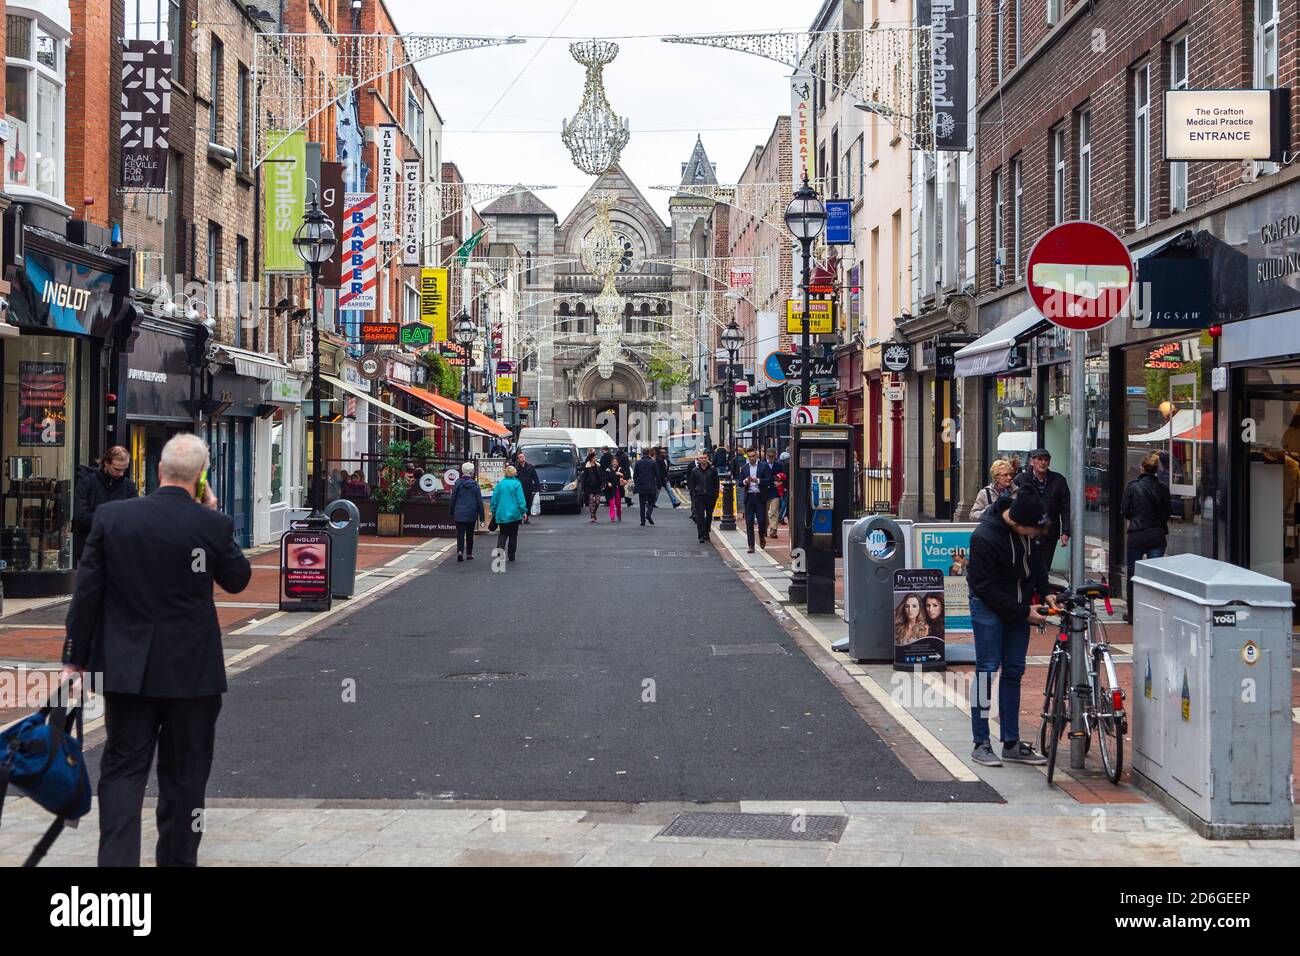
1026 221 1134 332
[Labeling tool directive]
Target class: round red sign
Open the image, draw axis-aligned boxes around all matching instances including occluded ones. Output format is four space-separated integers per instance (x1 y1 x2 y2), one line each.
1025 221 1134 331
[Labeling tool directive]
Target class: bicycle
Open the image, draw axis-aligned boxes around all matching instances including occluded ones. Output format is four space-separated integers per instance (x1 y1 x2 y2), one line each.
1035 582 1128 786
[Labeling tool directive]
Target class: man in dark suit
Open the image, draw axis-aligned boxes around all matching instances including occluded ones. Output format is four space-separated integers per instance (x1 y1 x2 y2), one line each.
736 446 774 553
62 433 252 867
633 448 661 526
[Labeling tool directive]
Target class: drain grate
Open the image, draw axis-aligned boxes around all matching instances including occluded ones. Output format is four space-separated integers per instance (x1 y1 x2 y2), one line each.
659 811 846 843
653 549 705 557
444 672 528 682
710 643 788 656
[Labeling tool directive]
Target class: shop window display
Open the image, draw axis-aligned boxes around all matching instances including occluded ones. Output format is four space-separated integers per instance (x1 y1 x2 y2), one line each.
1 336 88 573
1123 334 1212 567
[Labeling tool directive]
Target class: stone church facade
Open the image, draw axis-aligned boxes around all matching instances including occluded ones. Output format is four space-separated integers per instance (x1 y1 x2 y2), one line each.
480 140 719 446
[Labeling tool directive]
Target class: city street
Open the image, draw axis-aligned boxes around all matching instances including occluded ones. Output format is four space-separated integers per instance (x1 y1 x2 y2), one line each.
2 508 1296 868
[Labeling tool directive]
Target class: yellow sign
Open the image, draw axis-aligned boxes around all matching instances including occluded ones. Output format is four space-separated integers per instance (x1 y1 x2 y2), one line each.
712 484 736 519
495 375 513 395
419 268 449 341
786 299 834 334
818 407 835 424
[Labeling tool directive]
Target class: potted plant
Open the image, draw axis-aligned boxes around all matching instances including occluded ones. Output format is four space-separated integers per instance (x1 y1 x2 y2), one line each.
374 440 411 536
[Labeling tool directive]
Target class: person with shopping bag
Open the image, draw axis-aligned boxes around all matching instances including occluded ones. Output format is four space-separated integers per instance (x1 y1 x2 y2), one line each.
489 465 529 561
61 433 252 866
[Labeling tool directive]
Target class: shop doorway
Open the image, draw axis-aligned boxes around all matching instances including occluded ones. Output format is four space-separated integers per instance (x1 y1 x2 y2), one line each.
1241 369 1300 620
129 422 191 496
211 418 253 547
931 377 960 519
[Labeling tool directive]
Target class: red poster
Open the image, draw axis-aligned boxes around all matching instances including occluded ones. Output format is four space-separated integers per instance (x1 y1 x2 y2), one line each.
18 361 66 446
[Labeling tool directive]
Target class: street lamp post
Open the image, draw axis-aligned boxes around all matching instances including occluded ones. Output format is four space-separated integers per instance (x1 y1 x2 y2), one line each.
293 198 337 517
784 175 826 605
453 311 477 460
719 318 743 532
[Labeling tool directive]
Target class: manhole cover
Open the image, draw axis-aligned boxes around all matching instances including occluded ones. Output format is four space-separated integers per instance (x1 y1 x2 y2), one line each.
653 550 704 557
659 812 846 843
710 643 788 656
444 672 528 682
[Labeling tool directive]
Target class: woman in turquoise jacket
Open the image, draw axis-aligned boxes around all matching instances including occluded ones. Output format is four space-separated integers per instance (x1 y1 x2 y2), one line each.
490 465 529 561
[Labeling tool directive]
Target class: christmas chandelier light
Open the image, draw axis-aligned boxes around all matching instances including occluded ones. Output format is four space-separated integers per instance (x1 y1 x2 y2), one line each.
561 40 631 176
580 191 626 377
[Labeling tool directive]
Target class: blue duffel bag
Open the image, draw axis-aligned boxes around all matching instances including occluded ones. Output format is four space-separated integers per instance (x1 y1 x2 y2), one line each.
0 694 92 866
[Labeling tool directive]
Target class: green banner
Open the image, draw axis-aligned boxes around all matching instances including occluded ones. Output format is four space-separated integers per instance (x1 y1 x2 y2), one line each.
263 130 306 273
455 226 488 265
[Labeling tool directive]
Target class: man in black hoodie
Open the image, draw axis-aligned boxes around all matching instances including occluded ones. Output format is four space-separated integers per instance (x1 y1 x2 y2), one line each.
967 490 1056 768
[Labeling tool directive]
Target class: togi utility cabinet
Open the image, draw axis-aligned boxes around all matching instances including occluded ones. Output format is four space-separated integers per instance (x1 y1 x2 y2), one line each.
1130 554 1294 839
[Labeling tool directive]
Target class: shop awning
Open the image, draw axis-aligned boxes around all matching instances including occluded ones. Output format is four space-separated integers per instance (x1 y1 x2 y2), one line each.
737 407 790 432
217 345 292 382
954 308 1049 378
387 380 511 438
1128 409 1212 443
321 375 437 432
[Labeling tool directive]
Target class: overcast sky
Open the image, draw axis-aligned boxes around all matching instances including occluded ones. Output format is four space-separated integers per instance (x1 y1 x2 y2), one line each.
389 0 826 224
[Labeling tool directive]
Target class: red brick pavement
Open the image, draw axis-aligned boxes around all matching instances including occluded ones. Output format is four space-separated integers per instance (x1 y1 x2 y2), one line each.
1 533 447 727
725 524 1299 804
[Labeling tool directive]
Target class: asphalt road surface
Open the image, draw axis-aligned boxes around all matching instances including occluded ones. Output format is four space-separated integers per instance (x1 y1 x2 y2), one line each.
202 505 997 803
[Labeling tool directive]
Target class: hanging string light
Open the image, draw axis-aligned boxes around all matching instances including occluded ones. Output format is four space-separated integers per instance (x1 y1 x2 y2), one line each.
561 40 631 176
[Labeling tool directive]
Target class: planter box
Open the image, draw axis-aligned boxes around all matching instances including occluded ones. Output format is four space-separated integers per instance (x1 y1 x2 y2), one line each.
376 512 403 537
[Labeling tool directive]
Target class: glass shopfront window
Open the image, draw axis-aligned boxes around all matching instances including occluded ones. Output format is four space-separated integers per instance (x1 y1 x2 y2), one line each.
988 373 1037 472
1122 333 1213 567
270 409 285 505
1 335 88 573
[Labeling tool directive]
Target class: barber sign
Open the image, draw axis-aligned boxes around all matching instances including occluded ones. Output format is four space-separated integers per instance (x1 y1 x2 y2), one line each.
1026 221 1134 332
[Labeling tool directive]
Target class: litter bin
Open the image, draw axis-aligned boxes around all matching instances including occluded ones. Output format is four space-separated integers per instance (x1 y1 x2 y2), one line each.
844 515 907 663
1131 553 1294 839
324 499 361 599
842 518 914 622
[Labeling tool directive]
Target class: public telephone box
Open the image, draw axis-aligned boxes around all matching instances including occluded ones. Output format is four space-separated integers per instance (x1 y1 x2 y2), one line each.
789 423 855 613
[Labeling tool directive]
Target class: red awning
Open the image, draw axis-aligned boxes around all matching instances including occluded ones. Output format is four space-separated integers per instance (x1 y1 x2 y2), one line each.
388 381 511 437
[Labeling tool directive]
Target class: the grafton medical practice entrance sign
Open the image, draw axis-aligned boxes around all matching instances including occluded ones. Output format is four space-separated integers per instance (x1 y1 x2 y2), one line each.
1164 89 1290 162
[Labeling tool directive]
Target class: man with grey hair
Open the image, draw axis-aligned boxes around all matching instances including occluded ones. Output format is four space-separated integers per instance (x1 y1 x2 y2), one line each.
62 432 251 866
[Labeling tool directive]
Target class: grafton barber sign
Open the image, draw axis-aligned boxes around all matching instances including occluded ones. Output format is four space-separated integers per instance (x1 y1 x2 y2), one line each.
1026 221 1134 332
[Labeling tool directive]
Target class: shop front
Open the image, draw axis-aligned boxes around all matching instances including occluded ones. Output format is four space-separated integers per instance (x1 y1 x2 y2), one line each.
123 316 200 496
259 376 305 543
202 353 268 548
1 225 136 595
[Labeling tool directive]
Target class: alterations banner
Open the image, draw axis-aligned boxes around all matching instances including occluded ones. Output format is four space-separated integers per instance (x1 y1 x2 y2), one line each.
377 125 399 242
339 192 377 311
420 267 449 341
120 40 171 190
263 130 307 273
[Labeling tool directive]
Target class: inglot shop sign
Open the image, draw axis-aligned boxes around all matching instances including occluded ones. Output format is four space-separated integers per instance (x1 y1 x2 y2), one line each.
9 252 118 337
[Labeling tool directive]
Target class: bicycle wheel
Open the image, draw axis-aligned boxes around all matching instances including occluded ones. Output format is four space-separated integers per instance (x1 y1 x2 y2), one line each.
1037 650 1061 757
1045 648 1069 786
1093 647 1124 784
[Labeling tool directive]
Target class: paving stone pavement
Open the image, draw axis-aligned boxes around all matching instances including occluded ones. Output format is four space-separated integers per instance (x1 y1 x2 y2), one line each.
1 796 1295 866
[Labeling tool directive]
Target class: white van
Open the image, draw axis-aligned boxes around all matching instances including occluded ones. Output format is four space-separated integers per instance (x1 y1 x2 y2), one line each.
518 427 617 460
